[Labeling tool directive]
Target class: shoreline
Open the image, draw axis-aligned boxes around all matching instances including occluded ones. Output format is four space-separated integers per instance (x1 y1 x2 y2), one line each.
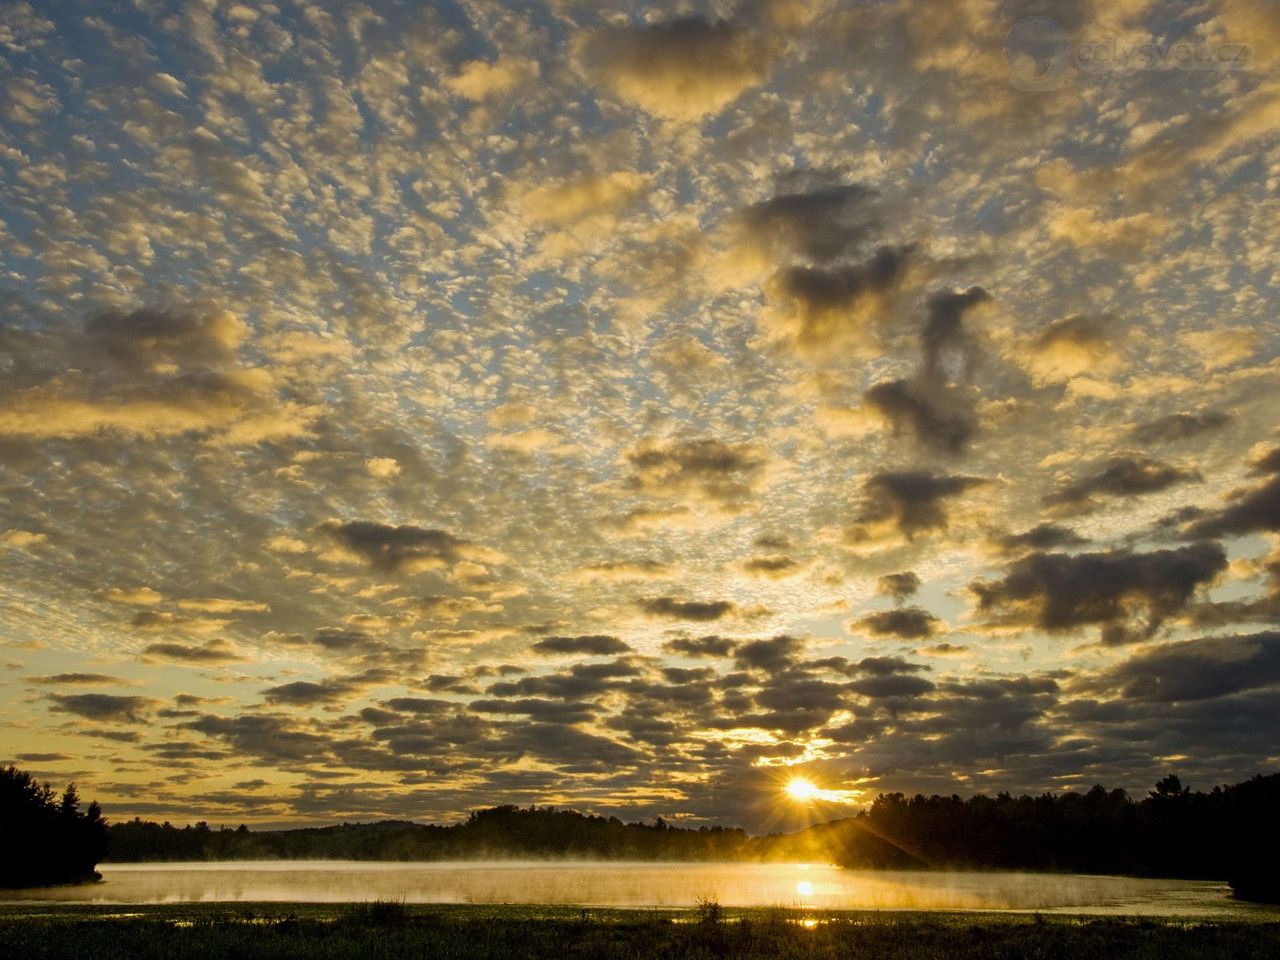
3 903 1279 960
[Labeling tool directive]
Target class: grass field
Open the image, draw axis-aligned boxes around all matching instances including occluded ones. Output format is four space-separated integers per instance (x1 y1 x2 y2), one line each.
1 902 1278 960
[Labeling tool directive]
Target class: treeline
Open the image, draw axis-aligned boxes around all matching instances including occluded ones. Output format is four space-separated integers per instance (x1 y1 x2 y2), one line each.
0 765 107 888
101 773 1280 902
106 806 762 863
824 773 1280 901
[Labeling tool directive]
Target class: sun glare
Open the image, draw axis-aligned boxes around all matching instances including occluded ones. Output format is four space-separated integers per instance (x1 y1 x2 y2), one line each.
785 777 820 802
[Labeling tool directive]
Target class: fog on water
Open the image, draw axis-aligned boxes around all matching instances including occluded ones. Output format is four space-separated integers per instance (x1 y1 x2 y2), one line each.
3 862 1278 918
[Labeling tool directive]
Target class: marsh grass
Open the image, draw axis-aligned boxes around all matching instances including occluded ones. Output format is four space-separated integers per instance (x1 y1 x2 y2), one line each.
0 904 1276 960
340 898 408 927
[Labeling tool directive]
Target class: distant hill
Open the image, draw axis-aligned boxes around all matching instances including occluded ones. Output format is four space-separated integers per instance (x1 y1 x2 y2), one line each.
104 773 1280 902
105 806 769 863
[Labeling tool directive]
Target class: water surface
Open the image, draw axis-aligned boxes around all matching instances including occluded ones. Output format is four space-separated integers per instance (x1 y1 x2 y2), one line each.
3 861 1276 917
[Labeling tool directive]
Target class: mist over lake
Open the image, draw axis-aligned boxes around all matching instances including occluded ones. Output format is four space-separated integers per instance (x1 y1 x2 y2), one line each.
4 862 1278 919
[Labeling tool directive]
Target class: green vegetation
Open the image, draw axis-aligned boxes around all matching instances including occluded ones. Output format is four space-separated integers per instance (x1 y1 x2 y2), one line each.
0 904 1277 960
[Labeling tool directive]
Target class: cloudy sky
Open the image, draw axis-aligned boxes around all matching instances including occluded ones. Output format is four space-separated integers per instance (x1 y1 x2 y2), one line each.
1 0 1277 831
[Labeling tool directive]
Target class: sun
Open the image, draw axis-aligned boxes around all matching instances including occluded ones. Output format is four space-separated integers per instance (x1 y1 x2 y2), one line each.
785 776 820 802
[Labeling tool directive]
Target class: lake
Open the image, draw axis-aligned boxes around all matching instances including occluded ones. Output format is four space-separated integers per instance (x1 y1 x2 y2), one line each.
3 861 1278 917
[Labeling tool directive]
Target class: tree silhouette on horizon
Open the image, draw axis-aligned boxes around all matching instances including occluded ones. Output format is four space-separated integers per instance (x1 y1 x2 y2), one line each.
0 765 108 888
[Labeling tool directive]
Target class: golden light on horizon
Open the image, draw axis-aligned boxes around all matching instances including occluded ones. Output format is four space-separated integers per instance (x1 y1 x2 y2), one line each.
785 777 820 802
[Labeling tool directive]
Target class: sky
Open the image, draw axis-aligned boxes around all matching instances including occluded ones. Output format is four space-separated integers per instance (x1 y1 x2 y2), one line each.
0 0 1278 832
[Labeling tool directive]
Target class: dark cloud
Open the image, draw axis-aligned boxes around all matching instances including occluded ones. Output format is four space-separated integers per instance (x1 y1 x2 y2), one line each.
1044 456 1200 511
469 698 597 725
185 714 330 763
660 666 716 684
85 307 241 372
972 542 1228 644
604 712 682 747
1183 449 1280 539
994 522 1090 556
143 741 229 762
501 723 641 769
876 571 921 602
423 672 475 694
1252 447 1280 474
919 676 1059 736
851 471 986 540
853 606 942 639
1053 688 1280 796
28 673 123 685
851 655 930 677
741 554 800 577
142 638 245 664
298 628 426 671
859 285 991 454
487 659 641 700
321 520 471 572
1031 313 1113 358
0 303 307 442
774 244 915 348
1084 631 1280 703
624 438 765 510
310 628 377 652
755 673 851 718
863 378 975 454
849 673 936 699
382 697 453 715
263 668 394 707
80 730 143 744
261 680 352 706
663 635 738 657
530 634 631 656
584 14 782 121
48 693 159 723
734 635 804 672
917 642 970 657
1130 411 1230 445
922 286 990 380
740 179 877 262
637 597 737 621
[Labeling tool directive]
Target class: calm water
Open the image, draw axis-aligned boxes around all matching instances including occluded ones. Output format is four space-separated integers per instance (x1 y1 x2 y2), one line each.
3 861 1277 917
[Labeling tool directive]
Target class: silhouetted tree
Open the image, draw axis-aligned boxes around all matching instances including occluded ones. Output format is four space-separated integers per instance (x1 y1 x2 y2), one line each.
827 772 1280 900
0 766 108 887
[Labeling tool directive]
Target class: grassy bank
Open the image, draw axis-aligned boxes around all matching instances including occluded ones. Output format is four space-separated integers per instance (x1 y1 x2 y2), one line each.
1 903 1278 960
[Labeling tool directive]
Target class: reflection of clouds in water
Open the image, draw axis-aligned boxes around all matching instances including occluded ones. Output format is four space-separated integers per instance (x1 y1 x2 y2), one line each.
2 862 1273 919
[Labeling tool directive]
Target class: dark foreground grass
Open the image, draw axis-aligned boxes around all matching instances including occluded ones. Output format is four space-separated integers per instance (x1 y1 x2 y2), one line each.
1 903 1277 960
